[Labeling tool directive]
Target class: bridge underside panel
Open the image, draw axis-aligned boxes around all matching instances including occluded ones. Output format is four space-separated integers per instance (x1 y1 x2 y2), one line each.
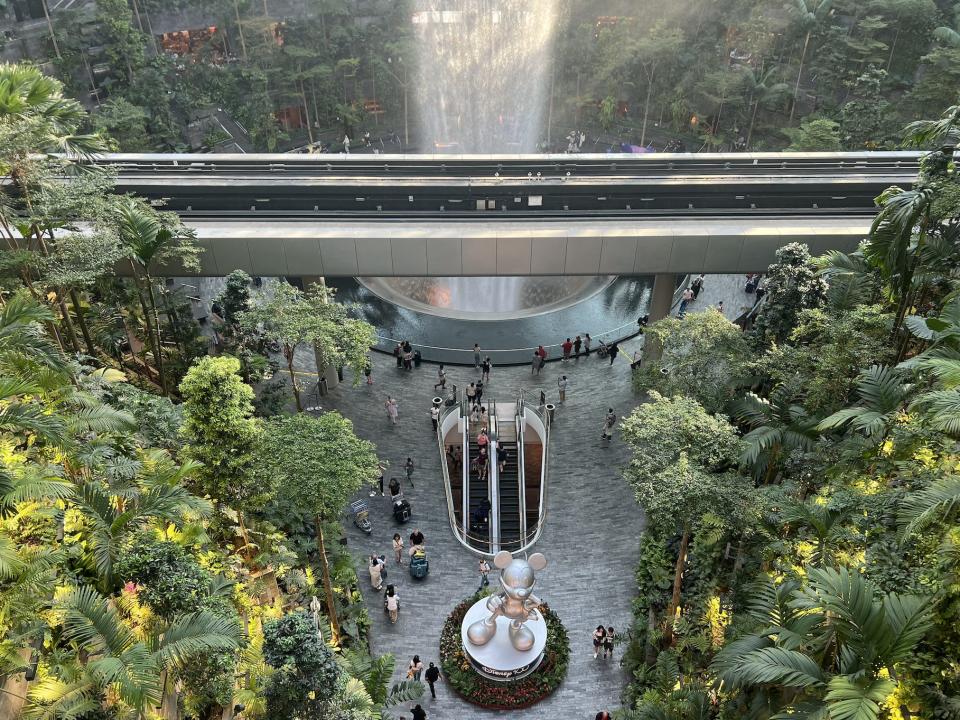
148 218 868 277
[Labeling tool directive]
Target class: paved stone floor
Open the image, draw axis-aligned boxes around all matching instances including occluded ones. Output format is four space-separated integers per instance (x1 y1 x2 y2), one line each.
307 347 647 719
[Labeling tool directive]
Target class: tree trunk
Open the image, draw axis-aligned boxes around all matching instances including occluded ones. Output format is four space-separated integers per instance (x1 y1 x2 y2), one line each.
144 274 168 395
640 71 655 146
664 526 690 645
747 98 760 148
233 0 248 60
789 31 811 122
644 605 658 665
41 0 61 60
285 346 303 412
886 26 900 71
315 519 342 642
299 71 315 145
57 297 81 353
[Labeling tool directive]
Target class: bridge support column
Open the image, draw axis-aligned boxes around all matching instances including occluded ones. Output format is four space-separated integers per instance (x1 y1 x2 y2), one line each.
648 273 676 323
644 273 678 364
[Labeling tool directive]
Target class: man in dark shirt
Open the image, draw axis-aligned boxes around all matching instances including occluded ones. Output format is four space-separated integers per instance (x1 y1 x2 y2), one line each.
425 662 441 698
412 704 427 720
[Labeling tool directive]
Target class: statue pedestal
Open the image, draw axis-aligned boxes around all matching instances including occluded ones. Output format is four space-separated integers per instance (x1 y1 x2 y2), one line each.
459 598 547 681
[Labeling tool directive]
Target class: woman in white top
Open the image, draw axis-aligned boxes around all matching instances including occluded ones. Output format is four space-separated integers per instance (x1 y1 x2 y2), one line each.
385 586 400 623
392 533 404 564
369 555 384 590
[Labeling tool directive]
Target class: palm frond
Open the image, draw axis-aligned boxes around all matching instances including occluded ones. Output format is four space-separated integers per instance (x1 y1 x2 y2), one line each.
898 475 960 537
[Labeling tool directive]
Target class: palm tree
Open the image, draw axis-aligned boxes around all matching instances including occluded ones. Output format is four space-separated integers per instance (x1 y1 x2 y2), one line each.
0 63 103 161
781 501 853 567
69 450 211 592
338 649 425 715
711 568 932 720
26 585 242 719
818 365 912 439
730 389 820 484
114 198 197 395
740 66 790 149
898 475 960 538
933 5 960 47
787 0 834 122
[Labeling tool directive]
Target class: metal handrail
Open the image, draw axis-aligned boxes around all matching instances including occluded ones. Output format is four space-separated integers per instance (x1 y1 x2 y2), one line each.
516 409 527 543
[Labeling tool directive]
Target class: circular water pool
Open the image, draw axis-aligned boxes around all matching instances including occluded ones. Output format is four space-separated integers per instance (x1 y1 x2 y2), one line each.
356 276 616 320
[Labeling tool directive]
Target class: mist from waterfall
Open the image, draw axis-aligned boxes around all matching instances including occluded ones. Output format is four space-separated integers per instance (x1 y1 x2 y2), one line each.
413 0 560 154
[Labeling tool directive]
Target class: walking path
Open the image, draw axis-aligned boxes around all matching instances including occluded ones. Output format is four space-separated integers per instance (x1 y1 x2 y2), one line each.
305 348 646 719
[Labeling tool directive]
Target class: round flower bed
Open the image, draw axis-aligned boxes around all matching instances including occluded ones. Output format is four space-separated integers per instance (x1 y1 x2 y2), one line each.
439 593 570 710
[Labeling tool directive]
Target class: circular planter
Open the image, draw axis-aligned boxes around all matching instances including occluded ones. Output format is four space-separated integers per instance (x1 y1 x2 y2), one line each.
439 593 570 710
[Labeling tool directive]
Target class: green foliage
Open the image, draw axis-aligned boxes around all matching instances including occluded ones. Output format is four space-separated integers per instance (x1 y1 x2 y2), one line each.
749 242 829 349
622 391 742 503
783 118 842 150
263 611 342 718
634 311 752 413
257 411 378 523
219 270 253 325
179 356 265 509
115 537 216 620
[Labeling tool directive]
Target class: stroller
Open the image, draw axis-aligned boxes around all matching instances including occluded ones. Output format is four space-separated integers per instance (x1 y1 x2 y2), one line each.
409 548 429 579
392 491 412 523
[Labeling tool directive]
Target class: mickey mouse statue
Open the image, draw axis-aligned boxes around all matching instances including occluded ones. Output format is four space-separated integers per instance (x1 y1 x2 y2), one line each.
466 551 547 652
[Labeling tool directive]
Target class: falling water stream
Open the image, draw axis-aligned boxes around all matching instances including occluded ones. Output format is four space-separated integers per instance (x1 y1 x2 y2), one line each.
413 0 560 153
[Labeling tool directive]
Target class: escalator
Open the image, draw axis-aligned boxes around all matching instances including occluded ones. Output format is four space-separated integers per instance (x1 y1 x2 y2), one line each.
496 431 522 551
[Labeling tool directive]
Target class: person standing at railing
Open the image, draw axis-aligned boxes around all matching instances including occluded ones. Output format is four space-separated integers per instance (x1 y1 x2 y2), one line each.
473 343 482 369
562 337 573 362
574 335 583 357
584 333 593 355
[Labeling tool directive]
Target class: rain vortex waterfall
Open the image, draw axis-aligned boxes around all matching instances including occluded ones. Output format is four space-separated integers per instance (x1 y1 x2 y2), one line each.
413 0 560 153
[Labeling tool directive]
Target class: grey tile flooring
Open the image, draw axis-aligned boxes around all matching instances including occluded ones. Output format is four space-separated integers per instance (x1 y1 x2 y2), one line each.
305 347 647 719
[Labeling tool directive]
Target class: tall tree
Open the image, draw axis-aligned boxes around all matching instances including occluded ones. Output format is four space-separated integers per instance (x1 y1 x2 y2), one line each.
239 282 375 412
787 0 834 121
255 412 378 641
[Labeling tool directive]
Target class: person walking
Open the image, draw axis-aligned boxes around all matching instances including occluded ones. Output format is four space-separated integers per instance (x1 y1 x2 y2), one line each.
481 357 491 382
392 533 404 564
473 343 482 369
479 557 491 588
369 555 384 590
601 408 617 442
411 705 427 720
608 341 619 365
531 351 540 375
716 300 725 315
691 273 705 299
385 585 399 623
385 397 399 424
536 345 548 365
364 365 373 385
593 625 606 659
371 462 386 497
430 404 440 431
409 528 425 550
603 626 616 659
407 655 424 682
558 375 568 402
562 337 573 362
343 134 351 153
475 380 484 406
433 364 447 390
584 333 592 355
404 457 415 488
425 662 441 699
466 382 477 406
679 287 694 316
574 335 583 357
